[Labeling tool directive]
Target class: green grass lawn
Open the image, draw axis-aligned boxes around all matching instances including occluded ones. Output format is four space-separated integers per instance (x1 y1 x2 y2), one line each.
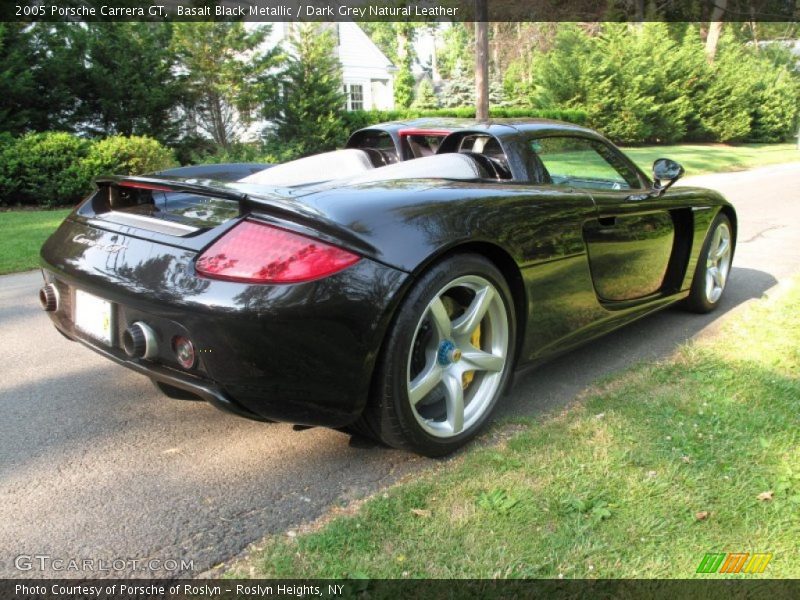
0 209 71 275
239 276 800 579
623 143 799 177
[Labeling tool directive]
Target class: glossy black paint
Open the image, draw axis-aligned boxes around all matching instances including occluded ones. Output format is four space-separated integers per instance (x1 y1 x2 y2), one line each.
40 119 736 427
41 218 409 426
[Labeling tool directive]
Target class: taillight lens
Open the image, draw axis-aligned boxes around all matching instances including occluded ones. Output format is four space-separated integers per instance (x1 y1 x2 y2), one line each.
195 220 360 284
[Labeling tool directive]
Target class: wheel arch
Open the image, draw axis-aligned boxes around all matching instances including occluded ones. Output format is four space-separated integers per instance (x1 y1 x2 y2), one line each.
409 241 527 369
355 240 527 430
718 205 738 258
353 241 527 444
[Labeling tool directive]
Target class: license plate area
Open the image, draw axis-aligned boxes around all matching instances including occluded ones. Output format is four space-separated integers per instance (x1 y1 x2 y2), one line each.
74 289 114 346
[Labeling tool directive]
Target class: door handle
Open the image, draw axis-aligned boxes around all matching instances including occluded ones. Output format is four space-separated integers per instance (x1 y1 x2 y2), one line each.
625 193 652 201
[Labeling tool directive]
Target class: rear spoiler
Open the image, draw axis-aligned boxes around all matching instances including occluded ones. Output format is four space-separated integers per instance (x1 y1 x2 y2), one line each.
86 175 379 257
95 175 250 203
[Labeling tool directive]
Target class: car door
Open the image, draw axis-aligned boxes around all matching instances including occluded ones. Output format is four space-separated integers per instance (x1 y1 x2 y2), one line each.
530 135 675 303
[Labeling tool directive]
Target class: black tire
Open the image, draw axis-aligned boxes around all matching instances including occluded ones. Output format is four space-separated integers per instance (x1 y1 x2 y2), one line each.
682 213 734 313
153 380 203 401
359 254 517 457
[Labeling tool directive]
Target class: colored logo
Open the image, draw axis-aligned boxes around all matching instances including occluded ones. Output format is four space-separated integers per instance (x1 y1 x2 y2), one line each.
696 552 772 574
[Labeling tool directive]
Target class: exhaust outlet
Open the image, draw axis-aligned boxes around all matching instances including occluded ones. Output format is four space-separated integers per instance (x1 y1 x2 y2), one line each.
122 322 158 359
39 284 59 312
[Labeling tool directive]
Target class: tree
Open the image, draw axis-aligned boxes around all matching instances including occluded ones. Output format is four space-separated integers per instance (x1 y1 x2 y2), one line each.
171 23 279 148
475 15 489 120
81 23 184 144
361 22 422 67
0 23 38 135
440 72 474 108
361 23 421 109
412 78 439 109
0 23 90 135
438 23 472 80
526 24 592 108
265 24 346 159
705 0 727 62
394 58 416 109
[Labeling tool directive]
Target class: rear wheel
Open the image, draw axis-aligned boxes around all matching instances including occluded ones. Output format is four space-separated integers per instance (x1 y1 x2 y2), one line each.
682 213 733 313
362 254 516 457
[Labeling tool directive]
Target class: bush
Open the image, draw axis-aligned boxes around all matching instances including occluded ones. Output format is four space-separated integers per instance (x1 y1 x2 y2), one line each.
264 24 347 160
0 132 92 207
341 107 589 133
81 135 177 180
0 133 178 207
749 67 799 143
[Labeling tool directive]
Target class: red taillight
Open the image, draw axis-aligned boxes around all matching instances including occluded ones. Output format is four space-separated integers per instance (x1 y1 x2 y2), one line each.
195 220 360 284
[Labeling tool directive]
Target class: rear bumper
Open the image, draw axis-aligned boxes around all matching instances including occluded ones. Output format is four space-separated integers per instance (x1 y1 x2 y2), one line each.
63 329 267 421
40 218 410 426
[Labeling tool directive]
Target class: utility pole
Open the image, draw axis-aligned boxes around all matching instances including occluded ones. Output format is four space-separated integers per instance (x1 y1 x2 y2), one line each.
475 0 489 120
705 0 728 63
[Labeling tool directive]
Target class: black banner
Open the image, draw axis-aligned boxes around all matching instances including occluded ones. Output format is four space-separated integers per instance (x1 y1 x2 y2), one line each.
2 0 798 22
4 579 800 600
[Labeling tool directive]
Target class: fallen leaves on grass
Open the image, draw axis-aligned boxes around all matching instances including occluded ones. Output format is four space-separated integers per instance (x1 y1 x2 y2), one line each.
757 491 774 502
410 508 431 518
695 511 710 521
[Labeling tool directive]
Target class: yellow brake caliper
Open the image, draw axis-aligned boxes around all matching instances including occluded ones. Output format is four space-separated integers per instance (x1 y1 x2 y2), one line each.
462 324 481 389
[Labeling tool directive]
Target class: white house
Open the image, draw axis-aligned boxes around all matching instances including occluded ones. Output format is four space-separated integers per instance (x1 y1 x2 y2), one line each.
266 22 396 111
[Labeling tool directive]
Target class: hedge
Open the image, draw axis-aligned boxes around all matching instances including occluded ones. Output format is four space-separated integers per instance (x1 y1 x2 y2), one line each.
341 107 588 132
0 133 177 208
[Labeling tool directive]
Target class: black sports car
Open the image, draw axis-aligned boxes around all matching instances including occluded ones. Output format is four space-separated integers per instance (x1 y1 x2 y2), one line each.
39 119 736 456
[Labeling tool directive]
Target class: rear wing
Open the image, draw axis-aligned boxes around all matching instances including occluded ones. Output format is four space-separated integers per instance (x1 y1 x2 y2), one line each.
72 175 377 257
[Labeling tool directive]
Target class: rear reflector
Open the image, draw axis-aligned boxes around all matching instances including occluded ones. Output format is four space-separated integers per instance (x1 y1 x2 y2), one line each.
117 181 173 192
195 220 360 284
173 336 196 369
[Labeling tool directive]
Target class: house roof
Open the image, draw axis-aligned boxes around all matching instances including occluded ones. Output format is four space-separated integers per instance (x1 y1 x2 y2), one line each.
337 22 396 72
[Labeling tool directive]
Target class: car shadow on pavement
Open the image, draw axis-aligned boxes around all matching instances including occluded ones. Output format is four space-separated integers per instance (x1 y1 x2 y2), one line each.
0 265 777 474
498 266 777 420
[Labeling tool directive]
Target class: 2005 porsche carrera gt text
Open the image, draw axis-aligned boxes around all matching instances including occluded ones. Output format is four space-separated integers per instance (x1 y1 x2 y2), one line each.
39 119 736 456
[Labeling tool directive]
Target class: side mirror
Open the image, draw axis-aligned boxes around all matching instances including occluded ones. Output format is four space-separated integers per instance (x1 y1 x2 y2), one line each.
652 158 684 195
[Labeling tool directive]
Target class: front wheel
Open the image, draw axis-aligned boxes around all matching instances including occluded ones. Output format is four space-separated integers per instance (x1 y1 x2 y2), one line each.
682 213 734 313
363 254 516 457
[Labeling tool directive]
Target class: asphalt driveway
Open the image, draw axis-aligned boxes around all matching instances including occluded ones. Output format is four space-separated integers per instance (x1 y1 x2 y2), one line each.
1 162 798 578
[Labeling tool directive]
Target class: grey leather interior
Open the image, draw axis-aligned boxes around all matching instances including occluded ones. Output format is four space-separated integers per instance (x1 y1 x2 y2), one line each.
345 153 488 185
239 149 374 187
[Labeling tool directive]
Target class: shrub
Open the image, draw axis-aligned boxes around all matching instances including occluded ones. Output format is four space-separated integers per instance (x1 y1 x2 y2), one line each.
0 132 91 207
264 24 347 160
340 107 589 133
0 133 178 207
749 68 800 143
412 78 439 110
394 63 416 109
185 142 266 165
81 135 177 179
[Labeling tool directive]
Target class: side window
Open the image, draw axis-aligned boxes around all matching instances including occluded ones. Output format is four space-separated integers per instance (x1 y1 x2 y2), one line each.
529 137 641 190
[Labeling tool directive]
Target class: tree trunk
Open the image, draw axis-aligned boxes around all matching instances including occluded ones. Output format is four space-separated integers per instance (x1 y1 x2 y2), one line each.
634 0 645 21
431 30 440 82
474 0 489 121
705 0 727 63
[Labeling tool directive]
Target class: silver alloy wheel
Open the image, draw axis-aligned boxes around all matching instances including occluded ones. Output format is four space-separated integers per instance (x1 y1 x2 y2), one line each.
406 275 509 438
705 222 732 304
